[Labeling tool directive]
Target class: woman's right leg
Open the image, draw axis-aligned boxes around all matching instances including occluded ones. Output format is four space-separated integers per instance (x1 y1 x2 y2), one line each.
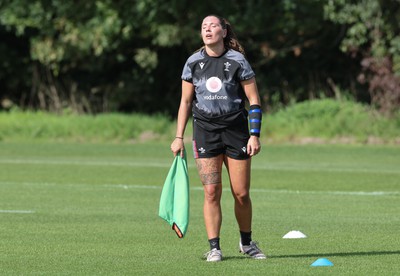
196 155 224 239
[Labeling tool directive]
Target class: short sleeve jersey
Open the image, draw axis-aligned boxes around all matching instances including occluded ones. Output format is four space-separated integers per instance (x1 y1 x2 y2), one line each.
181 48 255 119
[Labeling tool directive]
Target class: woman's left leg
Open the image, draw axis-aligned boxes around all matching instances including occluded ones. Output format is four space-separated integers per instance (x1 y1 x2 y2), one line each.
225 156 266 259
224 156 252 232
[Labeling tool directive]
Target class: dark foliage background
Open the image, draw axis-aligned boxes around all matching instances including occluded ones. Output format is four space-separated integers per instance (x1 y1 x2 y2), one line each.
1 0 399 116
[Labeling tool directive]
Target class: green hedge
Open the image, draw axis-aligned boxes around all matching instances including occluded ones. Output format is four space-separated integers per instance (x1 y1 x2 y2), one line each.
1 99 399 144
266 99 400 143
0 111 173 143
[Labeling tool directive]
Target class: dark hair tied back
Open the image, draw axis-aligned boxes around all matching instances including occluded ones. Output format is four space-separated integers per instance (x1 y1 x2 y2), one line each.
210 15 246 55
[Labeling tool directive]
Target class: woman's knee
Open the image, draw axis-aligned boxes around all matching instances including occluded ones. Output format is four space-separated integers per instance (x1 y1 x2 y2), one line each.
204 184 222 203
233 189 251 205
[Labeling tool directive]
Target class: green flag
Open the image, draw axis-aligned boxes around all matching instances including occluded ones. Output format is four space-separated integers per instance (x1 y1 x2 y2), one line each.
159 150 189 238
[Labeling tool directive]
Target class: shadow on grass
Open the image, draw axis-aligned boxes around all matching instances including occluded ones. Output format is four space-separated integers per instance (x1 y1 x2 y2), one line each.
201 250 400 262
222 256 252 261
271 250 400 259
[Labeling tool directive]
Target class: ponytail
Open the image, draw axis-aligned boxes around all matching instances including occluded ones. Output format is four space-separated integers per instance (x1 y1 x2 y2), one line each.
223 20 245 55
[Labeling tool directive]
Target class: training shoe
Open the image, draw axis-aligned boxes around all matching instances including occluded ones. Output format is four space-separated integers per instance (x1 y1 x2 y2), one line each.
239 241 266 259
204 248 223 262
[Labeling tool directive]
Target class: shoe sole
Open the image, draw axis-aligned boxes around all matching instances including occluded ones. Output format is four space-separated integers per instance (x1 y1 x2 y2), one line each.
239 249 267 259
207 258 222 262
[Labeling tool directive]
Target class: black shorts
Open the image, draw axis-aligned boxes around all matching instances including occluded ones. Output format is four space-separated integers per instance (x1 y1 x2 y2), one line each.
192 118 250 160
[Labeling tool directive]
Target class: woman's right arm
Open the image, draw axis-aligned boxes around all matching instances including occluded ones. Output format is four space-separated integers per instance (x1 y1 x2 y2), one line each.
170 80 195 157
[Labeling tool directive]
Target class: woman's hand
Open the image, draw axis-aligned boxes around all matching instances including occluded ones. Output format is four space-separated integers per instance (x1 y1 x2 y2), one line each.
171 138 185 158
247 136 261 157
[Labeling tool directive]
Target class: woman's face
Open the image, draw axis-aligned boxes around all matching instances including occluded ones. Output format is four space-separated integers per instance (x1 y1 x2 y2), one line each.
201 16 226 47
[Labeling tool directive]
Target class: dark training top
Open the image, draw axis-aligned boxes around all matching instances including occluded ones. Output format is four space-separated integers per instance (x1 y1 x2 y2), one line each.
181 48 255 129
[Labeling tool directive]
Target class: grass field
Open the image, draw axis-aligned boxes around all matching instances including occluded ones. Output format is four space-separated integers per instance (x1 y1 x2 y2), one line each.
0 142 399 275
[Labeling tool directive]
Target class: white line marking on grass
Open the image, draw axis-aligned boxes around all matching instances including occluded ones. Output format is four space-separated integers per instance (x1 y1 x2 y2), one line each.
0 210 35 214
107 184 400 197
1 181 398 197
0 158 170 168
1 158 399 174
248 188 400 197
103 184 161 190
251 163 400 174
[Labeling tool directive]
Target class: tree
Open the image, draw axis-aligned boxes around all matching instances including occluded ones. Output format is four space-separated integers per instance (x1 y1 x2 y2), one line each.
324 0 400 115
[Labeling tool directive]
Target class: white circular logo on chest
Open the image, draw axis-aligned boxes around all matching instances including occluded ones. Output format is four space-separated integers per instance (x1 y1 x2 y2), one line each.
205 77 222 93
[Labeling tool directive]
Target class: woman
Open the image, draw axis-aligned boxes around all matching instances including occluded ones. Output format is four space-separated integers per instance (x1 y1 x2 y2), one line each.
170 15 266 262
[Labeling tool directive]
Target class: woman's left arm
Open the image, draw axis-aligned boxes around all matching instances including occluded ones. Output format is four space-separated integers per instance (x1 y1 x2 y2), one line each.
241 77 262 156
242 77 261 106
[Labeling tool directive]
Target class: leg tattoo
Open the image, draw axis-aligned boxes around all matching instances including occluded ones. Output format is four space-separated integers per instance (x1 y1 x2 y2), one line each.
196 157 223 185
200 172 221 185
